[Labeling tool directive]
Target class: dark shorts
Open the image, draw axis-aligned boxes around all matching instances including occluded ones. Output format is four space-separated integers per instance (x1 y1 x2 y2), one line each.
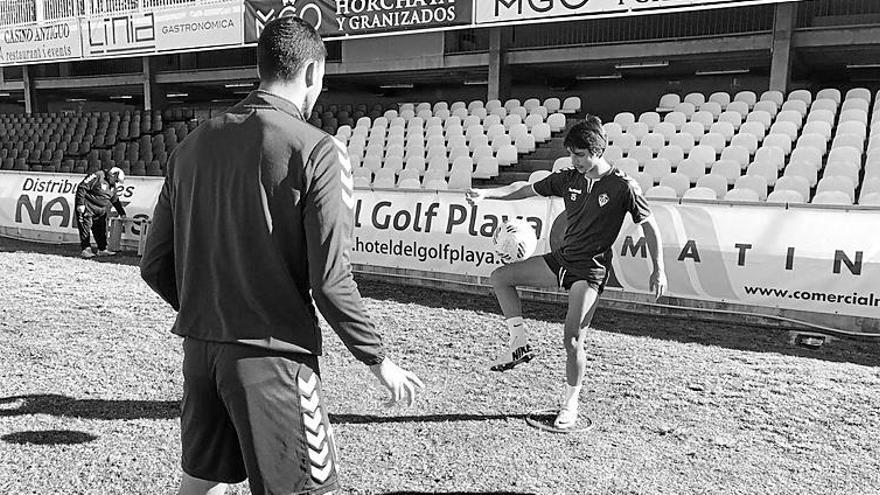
543 251 610 293
181 338 339 495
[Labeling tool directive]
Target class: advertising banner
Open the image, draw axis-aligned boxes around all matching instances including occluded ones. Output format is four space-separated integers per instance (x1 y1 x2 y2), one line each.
243 0 472 42
600 201 879 319
351 189 551 275
475 0 801 25
0 19 82 66
81 1 243 58
1 171 877 321
0 171 162 243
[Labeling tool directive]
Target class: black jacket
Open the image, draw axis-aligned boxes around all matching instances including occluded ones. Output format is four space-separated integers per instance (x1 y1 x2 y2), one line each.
140 91 384 365
75 170 126 217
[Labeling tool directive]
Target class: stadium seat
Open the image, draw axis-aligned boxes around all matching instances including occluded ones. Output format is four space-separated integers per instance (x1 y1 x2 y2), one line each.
816 175 855 202
733 91 757 109
746 111 772 129
524 113 543 130
448 159 474 189
696 173 728 198
767 189 805 203
404 156 426 174
646 185 677 199
684 92 705 107
845 87 871 102
859 192 880 205
711 159 742 184
497 145 518 166
638 112 661 130
523 98 541 112
789 146 822 170
660 172 690 197
840 109 868 125
504 115 524 130
632 171 655 192
676 159 705 183
561 97 582 114
817 88 842 105
797 133 828 156
827 146 861 168
760 90 784 107
474 157 499 179
626 122 650 142
700 133 727 154
837 121 867 140
753 100 779 118
731 133 758 154
543 98 561 114
644 158 672 179
680 122 704 140
615 158 639 176
781 99 808 117
515 134 536 154
683 186 717 200
807 109 835 126
613 135 636 153
763 134 792 155
803 121 832 141
603 122 624 142
788 89 813 106
397 177 422 189
726 101 749 117
604 145 624 164
641 133 666 153
657 145 684 166
614 112 636 128
842 99 869 113
423 178 449 190
783 161 818 189
373 169 396 188
547 113 566 132
653 123 676 143
718 111 742 130
724 188 760 202
710 122 736 143
629 145 654 166
777 174 812 200
658 93 681 112
709 91 731 109
663 111 687 131
701 102 723 120
769 120 798 141
673 102 697 119
812 190 852 205
734 174 768 200
691 111 714 132
689 145 716 167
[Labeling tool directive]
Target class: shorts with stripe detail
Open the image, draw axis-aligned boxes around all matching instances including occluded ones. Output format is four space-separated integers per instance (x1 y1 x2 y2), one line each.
181 338 339 495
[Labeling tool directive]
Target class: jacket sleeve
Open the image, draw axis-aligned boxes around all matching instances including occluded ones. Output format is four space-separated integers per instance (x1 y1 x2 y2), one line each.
139 173 179 310
302 136 385 365
111 190 127 217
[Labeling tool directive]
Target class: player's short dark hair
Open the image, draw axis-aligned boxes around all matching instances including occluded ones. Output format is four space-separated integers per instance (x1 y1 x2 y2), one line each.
257 17 327 82
564 115 607 158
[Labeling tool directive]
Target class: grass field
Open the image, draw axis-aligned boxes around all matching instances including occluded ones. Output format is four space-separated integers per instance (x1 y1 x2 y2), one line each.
1 238 879 495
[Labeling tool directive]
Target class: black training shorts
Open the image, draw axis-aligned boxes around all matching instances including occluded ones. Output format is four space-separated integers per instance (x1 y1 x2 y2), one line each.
543 251 610 293
181 338 339 495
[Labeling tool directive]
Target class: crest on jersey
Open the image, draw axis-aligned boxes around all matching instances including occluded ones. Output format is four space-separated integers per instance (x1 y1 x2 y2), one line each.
568 187 581 202
598 193 609 207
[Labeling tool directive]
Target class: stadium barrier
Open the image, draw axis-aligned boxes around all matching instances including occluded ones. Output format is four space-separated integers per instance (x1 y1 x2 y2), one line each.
0 170 877 334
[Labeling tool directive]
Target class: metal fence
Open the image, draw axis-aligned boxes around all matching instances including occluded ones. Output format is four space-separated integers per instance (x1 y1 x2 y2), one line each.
2 0 231 24
0 0 36 26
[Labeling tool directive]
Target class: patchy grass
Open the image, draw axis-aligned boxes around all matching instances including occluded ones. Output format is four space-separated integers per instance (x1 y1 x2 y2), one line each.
0 238 878 495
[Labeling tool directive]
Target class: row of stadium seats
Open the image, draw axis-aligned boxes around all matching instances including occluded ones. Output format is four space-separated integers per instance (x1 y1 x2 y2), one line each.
597 87 880 205
336 96 583 187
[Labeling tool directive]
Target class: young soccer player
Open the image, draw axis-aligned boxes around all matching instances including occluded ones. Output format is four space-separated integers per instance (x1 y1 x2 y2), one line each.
465 116 666 429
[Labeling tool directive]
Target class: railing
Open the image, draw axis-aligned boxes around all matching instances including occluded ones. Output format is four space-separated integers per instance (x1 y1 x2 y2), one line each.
0 0 36 26
445 5 775 54
795 0 880 28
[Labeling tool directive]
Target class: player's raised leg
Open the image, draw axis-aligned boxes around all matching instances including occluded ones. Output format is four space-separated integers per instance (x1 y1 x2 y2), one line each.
555 280 600 428
488 256 558 371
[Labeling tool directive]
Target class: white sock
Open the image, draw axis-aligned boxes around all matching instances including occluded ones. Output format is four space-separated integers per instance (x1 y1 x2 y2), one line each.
505 317 527 347
563 384 581 412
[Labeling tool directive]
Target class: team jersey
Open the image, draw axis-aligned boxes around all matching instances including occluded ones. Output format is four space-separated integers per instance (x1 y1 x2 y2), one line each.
74 170 126 216
533 167 651 272
140 91 385 366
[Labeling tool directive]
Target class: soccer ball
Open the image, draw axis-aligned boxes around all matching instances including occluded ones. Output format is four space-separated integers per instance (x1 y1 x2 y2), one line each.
492 218 538 264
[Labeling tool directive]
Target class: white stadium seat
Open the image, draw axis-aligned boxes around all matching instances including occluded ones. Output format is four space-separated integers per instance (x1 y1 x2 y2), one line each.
766 189 805 204
683 186 717 200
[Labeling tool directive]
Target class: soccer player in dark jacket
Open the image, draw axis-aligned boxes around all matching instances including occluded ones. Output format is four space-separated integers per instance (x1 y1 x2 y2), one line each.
75 166 127 258
466 117 667 430
140 17 423 495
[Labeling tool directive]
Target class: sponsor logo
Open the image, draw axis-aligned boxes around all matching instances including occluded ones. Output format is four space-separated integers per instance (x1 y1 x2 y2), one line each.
598 192 609 207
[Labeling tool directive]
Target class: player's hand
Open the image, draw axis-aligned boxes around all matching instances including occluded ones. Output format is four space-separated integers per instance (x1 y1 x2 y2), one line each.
369 357 425 407
76 205 86 214
650 268 667 300
465 188 485 206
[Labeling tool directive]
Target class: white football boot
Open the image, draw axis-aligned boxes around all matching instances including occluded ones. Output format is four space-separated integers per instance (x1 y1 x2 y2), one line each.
489 338 536 372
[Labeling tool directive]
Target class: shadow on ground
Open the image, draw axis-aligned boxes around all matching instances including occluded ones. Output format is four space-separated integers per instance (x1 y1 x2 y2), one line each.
0 394 525 425
1 429 97 445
